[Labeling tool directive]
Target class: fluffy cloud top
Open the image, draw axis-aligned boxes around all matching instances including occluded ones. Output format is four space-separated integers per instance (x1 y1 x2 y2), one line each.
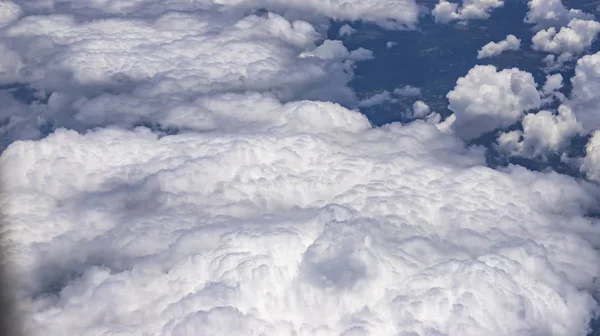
581 130 600 181
446 65 542 139
532 19 600 59
432 0 504 24
13 0 421 30
525 0 594 30
477 34 521 59
412 100 431 118
568 52 600 132
497 105 582 159
2 1 600 336
2 115 600 335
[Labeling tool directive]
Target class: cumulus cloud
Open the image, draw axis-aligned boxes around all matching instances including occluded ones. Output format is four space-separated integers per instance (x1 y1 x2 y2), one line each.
477 34 521 59
581 130 600 181
568 52 600 132
2 1 600 336
412 100 431 118
338 24 356 38
2 117 600 335
525 0 594 30
446 65 542 139
14 0 421 30
432 0 504 24
1 12 369 104
0 11 377 143
393 85 422 96
497 105 582 159
532 19 600 60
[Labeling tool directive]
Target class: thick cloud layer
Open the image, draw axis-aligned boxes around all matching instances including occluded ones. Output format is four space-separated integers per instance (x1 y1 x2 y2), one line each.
477 34 521 59
446 65 542 140
11 0 420 30
3 112 600 335
2 1 600 336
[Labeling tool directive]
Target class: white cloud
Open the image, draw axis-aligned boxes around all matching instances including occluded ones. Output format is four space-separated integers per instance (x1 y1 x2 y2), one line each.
525 0 594 30
1 12 366 104
0 1 21 27
532 19 600 59
477 34 521 59
2 1 600 336
497 104 582 159
357 91 397 108
386 41 397 48
412 100 431 118
14 0 421 30
447 65 542 139
568 52 600 132
338 24 356 37
0 12 376 142
581 130 600 181
432 0 504 24
2 118 600 335
393 85 422 96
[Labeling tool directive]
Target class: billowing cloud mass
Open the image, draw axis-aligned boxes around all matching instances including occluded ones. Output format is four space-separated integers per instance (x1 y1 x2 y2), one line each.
446 65 542 139
525 0 594 30
532 19 600 60
497 105 582 159
13 0 421 30
477 34 521 59
3 113 600 336
412 100 431 118
432 0 504 24
568 52 600 132
2 1 600 336
581 130 600 181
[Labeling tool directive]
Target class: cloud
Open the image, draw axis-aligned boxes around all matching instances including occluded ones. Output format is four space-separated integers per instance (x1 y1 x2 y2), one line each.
581 130 600 181
0 1 21 27
14 0 421 30
1 12 368 104
338 24 356 38
525 0 594 30
357 91 397 108
2 1 600 336
0 11 376 144
497 105 582 159
393 85 422 96
432 0 504 24
568 52 600 132
477 34 521 59
412 100 431 118
532 19 600 60
2 117 600 335
446 65 542 139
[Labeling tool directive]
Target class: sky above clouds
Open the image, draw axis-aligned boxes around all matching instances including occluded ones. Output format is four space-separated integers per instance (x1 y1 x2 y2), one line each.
1 0 600 335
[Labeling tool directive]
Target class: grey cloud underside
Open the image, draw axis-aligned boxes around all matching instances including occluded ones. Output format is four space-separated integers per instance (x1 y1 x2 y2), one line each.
1 0 600 336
